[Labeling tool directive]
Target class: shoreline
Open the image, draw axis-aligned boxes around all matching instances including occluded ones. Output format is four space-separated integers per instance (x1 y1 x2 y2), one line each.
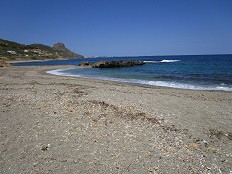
1 65 231 173
47 66 232 92
8 58 71 64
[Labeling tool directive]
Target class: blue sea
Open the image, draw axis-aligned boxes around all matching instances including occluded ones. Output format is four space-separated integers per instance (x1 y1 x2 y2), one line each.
13 54 232 91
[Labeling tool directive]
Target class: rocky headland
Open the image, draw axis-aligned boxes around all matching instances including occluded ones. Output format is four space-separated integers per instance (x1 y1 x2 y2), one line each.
0 38 84 63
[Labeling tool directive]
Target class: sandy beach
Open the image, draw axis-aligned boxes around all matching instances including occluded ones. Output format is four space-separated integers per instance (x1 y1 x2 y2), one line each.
0 65 231 173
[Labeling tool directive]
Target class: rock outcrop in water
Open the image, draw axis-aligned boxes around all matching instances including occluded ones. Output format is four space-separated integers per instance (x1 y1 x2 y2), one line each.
79 60 144 68
79 61 90 66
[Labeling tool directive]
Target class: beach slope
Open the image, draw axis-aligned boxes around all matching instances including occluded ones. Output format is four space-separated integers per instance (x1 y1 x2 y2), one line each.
0 66 231 173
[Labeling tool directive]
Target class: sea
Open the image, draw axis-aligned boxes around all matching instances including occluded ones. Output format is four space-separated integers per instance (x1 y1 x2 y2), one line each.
13 54 232 91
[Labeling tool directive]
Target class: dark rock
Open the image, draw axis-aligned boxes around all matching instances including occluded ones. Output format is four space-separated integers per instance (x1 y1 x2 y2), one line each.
41 144 48 151
79 61 90 66
92 60 144 68
0 57 11 67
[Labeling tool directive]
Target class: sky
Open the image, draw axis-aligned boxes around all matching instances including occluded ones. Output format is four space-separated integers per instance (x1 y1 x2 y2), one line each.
1 0 232 56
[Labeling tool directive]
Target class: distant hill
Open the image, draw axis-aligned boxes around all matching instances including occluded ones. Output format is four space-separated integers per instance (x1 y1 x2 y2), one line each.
0 39 84 61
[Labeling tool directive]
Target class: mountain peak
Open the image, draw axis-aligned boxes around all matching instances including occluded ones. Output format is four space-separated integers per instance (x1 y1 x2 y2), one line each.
53 42 66 50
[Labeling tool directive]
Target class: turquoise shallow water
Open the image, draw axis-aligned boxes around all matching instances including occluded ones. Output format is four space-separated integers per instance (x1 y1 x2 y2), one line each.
14 54 232 91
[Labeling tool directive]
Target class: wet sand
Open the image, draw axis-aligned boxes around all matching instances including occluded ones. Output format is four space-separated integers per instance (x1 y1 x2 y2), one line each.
0 66 231 173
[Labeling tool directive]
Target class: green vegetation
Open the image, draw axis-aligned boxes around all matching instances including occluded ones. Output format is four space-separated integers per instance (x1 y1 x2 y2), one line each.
0 38 84 61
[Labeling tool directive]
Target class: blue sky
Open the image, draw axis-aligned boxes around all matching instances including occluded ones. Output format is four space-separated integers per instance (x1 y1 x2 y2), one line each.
1 0 232 56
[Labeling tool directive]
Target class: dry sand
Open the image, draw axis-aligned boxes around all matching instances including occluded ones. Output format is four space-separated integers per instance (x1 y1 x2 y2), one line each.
0 65 231 173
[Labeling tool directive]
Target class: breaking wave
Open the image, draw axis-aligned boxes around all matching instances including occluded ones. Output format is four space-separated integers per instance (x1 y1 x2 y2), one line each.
144 60 180 63
160 59 180 63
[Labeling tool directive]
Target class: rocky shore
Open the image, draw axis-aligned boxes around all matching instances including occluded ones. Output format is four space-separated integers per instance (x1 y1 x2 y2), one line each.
0 66 231 173
0 58 11 67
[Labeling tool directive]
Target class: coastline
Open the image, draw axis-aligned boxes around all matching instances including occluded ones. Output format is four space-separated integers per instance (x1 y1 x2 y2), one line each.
0 66 231 173
8 58 70 64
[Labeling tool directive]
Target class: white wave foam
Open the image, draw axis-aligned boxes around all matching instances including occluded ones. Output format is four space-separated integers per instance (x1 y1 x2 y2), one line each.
47 68 82 77
93 77 232 91
160 59 180 63
84 76 232 91
144 60 180 63
47 69 68 75
142 81 232 91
